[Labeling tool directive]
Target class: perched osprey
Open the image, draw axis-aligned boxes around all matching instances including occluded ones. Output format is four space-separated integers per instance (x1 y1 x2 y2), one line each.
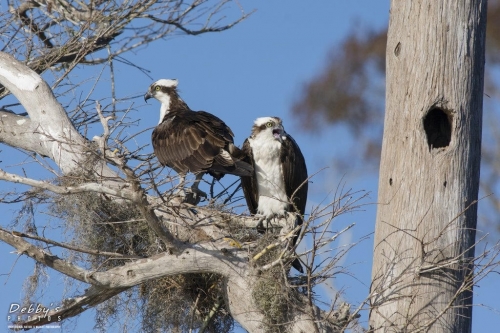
240 116 308 272
144 79 253 203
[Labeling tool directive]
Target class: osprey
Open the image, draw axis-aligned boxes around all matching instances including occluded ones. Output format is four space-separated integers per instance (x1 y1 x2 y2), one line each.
144 79 252 203
240 116 308 272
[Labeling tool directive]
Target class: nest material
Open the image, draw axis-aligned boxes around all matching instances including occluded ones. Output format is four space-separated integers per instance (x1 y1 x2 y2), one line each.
50 174 234 332
251 233 303 332
140 273 233 333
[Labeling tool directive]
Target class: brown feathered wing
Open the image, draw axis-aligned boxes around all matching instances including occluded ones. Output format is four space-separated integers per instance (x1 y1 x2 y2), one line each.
240 139 258 214
152 110 252 179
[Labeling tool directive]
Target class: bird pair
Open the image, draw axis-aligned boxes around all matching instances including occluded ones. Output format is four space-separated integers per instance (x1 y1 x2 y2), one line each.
144 79 308 272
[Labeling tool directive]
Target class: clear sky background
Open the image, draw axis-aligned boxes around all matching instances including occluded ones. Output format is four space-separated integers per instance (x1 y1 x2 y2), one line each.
1 1 499 332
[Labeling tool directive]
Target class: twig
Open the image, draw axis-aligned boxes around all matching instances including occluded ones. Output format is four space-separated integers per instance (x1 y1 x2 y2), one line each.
11 230 143 259
189 292 201 333
144 10 255 36
199 295 223 333
0 168 135 199
252 225 300 262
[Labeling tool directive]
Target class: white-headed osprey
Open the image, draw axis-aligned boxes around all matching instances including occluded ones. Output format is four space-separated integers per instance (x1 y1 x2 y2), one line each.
240 116 308 272
144 79 253 203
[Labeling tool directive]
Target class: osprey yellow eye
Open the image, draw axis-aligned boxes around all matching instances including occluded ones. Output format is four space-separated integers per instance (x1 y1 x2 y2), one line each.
155 86 161 91
266 122 273 128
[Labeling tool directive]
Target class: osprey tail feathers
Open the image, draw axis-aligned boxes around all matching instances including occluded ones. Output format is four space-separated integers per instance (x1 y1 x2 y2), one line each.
207 159 253 179
234 159 254 176
291 258 304 273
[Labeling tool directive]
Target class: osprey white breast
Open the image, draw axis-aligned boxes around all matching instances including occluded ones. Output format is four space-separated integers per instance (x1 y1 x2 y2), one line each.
248 119 288 217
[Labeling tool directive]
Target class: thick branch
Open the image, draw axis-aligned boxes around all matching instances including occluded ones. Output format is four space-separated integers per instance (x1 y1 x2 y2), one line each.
16 286 128 329
0 52 109 175
86 242 246 287
0 111 52 156
0 169 135 199
0 224 245 287
12 230 143 259
0 227 93 283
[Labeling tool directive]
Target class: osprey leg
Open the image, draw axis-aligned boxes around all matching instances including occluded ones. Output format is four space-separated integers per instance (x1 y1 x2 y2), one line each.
185 172 207 205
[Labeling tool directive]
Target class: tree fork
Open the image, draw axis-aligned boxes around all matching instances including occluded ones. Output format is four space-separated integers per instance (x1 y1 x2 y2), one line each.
370 0 486 332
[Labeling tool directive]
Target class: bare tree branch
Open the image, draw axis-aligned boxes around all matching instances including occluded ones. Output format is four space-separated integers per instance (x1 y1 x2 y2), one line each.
0 0 253 99
0 52 113 176
0 169 135 199
15 286 129 329
0 227 94 283
0 111 51 157
11 230 143 259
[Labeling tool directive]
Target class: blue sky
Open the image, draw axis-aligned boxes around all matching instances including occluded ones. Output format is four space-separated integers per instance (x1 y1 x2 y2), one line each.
1 1 498 332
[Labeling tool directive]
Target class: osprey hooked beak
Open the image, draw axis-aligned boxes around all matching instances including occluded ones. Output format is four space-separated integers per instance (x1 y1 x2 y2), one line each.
144 90 153 102
272 125 284 143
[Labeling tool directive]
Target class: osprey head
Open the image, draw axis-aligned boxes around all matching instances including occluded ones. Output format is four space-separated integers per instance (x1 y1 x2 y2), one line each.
252 116 286 143
144 79 179 103
145 79 185 124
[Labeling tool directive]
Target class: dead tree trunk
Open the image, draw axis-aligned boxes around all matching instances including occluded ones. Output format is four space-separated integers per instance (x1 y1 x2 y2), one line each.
370 1 486 332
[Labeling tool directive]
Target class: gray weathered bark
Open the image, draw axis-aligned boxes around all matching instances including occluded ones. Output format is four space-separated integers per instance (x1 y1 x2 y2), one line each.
370 0 486 332
0 52 117 177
